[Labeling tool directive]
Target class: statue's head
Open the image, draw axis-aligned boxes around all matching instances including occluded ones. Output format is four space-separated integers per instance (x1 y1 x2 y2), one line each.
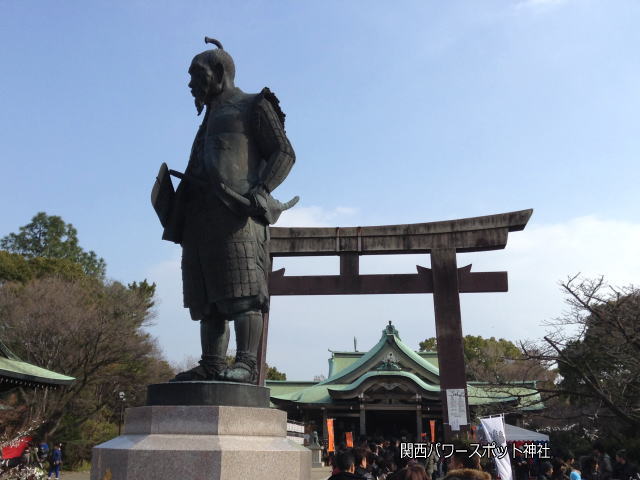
189 37 236 115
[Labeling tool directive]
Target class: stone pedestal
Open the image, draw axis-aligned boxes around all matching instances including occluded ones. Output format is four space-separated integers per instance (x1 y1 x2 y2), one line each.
147 381 271 407
91 405 310 480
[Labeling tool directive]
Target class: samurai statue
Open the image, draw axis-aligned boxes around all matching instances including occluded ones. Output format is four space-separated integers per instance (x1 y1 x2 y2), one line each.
152 37 297 384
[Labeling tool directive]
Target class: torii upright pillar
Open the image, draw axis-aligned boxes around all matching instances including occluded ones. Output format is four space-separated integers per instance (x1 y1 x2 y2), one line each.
430 247 468 439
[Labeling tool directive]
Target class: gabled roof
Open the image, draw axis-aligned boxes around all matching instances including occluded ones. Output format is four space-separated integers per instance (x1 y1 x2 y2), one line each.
320 322 440 387
328 350 439 378
0 340 74 391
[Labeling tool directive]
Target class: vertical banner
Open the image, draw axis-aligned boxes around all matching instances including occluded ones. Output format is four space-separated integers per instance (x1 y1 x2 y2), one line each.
345 431 353 448
429 420 436 442
327 418 335 453
446 389 468 431
480 416 512 480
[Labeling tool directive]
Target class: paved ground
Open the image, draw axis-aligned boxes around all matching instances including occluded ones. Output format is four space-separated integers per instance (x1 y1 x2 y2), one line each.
63 466 333 479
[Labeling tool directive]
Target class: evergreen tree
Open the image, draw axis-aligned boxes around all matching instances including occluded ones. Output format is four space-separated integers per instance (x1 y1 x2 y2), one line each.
1 212 106 279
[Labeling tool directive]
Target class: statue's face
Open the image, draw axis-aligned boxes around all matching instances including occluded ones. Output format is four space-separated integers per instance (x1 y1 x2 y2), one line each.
188 60 219 115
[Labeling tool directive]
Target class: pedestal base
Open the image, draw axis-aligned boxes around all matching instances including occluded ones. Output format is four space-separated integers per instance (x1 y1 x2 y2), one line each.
147 381 270 407
91 405 310 480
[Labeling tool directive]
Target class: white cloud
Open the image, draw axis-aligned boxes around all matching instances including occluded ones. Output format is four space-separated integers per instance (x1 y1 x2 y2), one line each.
146 214 640 380
276 205 358 227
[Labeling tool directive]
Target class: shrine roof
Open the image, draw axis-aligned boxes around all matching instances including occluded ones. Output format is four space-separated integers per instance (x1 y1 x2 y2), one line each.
265 380 318 395
328 371 441 398
269 375 541 408
467 383 543 410
328 350 439 378
319 322 440 386
0 340 75 390
268 322 542 411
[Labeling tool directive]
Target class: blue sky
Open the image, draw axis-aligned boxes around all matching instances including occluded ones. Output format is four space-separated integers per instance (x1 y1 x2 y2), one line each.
1 1 639 379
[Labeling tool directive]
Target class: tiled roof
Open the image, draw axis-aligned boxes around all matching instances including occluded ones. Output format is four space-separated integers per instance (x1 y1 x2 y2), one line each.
0 340 75 389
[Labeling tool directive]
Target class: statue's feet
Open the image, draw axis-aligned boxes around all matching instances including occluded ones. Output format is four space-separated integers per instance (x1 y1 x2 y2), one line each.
170 361 223 382
220 362 257 384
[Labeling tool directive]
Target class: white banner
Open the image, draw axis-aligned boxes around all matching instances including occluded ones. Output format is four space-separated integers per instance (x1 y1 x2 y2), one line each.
446 389 468 431
480 416 512 480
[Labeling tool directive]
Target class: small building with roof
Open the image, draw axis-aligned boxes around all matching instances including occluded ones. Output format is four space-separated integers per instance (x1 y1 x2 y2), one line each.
0 340 74 393
0 340 74 461
268 322 541 442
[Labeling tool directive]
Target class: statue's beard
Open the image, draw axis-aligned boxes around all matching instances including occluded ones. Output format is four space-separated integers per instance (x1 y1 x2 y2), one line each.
195 97 205 116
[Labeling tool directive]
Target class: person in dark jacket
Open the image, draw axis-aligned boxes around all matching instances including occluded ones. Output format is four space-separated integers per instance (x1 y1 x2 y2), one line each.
447 440 482 471
47 444 62 480
514 452 531 480
354 447 374 480
593 442 613 480
613 450 638 480
539 461 554 480
329 449 366 480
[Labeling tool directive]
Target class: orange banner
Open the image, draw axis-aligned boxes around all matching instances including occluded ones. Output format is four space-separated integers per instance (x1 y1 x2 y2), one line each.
345 431 353 448
429 420 436 443
327 418 335 452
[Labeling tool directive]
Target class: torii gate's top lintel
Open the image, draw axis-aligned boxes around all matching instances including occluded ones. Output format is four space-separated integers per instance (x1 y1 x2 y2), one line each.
270 209 532 257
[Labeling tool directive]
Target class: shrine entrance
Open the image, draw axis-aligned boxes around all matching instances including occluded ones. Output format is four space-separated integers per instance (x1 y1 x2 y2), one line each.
259 209 532 440
366 410 416 440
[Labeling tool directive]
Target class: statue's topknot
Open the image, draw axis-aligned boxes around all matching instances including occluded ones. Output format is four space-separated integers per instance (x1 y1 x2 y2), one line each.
204 37 223 49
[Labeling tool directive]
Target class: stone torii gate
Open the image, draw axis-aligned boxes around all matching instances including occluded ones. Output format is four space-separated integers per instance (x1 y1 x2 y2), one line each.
258 209 532 439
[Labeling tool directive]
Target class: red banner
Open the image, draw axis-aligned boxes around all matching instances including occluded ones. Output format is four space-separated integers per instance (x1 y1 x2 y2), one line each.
1 436 31 460
429 420 436 443
327 418 335 452
345 431 353 448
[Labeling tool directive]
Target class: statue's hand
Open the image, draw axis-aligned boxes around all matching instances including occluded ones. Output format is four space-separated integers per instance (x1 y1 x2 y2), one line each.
247 185 269 216
246 185 299 224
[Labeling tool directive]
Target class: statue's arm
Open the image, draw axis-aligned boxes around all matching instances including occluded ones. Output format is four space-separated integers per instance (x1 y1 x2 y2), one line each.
252 89 295 193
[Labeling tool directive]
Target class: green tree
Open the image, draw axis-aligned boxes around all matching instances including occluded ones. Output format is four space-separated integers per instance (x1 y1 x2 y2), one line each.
1 212 106 278
266 364 287 381
0 250 85 283
419 335 523 381
418 337 437 352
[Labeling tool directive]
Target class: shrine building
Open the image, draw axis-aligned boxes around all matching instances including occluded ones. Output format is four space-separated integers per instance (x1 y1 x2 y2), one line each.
267 322 541 442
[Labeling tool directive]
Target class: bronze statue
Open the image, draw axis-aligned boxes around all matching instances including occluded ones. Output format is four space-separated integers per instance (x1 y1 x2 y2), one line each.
152 37 297 384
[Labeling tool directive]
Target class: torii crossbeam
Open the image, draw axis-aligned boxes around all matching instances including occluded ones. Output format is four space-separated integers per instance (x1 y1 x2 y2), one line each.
259 209 532 439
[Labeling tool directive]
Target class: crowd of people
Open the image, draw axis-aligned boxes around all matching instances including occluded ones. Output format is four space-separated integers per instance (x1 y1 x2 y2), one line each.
325 437 490 480
0 441 63 479
515 442 639 480
325 438 639 480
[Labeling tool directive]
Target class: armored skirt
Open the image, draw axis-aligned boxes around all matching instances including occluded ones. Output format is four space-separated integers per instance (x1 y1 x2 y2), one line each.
181 190 270 320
